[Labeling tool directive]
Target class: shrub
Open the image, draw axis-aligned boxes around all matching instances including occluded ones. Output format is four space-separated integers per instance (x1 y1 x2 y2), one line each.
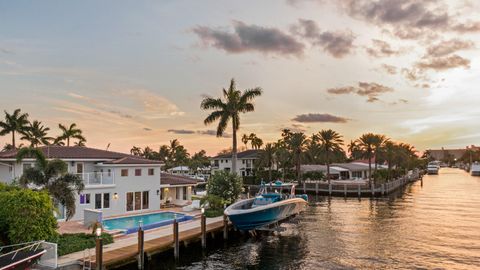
302 171 325 181
207 171 243 204
0 187 58 244
204 208 224 218
56 233 113 256
200 194 225 209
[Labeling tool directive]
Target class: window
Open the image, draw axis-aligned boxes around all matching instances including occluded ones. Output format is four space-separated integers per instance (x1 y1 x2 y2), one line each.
126 192 134 211
134 192 141 210
148 168 154 176
135 169 142 176
76 163 84 174
242 160 245 164
183 187 187 200
95 193 102 209
107 169 111 177
176 188 181 200
214 160 219 167
80 194 90 205
142 191 149 209
121 169 128 177
103 193 110 209
220 160 223 163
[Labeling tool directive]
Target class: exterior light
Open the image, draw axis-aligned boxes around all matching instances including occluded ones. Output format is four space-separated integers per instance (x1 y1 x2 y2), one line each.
156 190 160 195
165 188 169 192
201 207 205 214
95 227 102 237
113 193 118 199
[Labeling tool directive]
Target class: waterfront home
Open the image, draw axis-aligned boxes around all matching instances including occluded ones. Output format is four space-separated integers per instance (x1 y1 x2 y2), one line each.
211 149 262 177
160 173 197 206
167 165 191 175
300 162 372 180
0 146 196 221
167 165 210 181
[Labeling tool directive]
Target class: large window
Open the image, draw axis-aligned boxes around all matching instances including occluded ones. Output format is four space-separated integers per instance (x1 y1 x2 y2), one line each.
76 163 84 174
148 168 154 176
80 193 90 205
95 193 102 209
121 169 128 177
135 169 142 176
103 193 110 209
183 187 187 200
126 191 149 211
142 191 149 209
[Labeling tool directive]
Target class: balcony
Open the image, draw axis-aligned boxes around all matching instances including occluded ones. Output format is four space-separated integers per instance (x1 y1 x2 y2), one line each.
74 172 115 186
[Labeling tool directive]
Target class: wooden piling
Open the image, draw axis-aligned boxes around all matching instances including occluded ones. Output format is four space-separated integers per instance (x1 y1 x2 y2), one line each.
329 184 332 196
173 219 179 260
95 237 103 270
137 227 145 270
315 181 318 194
223 214 228 240
344 184 347 197
201 214 207 249
358 184 361 197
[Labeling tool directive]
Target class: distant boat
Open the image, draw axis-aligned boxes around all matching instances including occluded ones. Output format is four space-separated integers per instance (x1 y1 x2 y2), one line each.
471 162 480 176
427 162 440 175
225 181 308 231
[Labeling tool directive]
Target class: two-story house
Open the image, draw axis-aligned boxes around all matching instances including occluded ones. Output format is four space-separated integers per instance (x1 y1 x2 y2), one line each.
211 149 262 177
0 146 196 221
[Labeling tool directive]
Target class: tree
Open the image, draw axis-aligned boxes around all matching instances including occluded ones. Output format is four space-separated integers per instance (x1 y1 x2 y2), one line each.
130 146 143 156
372 134 389 172
189 150 210 172
56 123 86 146
201 78 262 174
282 130 308 182
317 129 344 184
74 137 86 147
257 143 275 181
241 134 250 149
21 120 53 147
207 171 243 204
16 147 84 220
0 109 30 149
356 133 376 186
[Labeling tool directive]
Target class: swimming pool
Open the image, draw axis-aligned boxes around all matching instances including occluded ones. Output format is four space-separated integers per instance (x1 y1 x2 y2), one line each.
102 212 193 234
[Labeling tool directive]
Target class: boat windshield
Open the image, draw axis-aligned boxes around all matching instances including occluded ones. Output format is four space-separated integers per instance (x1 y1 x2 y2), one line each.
252 193 282 208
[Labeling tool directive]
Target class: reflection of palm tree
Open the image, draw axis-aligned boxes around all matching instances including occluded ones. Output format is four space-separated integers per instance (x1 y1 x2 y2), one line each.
0 109 30 149
21 120 53 147
56 123 86 146
201 78 262 174
16 147 84 220
317 129 344 184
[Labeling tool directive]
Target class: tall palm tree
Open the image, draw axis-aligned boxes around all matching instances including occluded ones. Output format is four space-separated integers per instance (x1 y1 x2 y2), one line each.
383 141 397 180
0 109 30 148
74 137 86 147
241 134 250 149
356 133 376 186
372 134 389 172
16 147 84 220
21 120 53 147
317 129 344 184
56 123 86 146
130 146 143 156
259 143 276 181
251 137 263 150
282 130 308 182
201 78 262 174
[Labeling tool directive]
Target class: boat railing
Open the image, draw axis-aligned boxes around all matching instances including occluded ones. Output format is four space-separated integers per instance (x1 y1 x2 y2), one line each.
0 240 45 268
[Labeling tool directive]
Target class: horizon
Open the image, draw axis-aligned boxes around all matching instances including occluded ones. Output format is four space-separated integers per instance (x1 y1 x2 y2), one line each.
1 1 480 155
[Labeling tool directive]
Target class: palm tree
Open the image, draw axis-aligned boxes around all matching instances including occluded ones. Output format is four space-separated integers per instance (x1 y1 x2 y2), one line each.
56 123 86 146
0 109 30 148
251 137 263 150
16 147 84 220
130 146 143 156
317 129 344 184
282 130 308 182
21 120 53 147
372 134 389 172
259 143 276 181
74 137 86 147
356 133 376 186
201 78 262 174
241 134 250 149
383 141 396 180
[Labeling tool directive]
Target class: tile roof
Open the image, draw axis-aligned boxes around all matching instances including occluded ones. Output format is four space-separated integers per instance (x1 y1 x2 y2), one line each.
212 149 263 159
103 157 162 165
160 173 198 186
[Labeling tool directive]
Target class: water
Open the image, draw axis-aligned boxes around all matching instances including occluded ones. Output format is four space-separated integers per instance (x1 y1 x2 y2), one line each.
119 168 480 269
103 212 187 231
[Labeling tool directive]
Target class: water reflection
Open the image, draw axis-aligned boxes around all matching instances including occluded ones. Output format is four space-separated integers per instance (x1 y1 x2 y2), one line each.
119 168 480 269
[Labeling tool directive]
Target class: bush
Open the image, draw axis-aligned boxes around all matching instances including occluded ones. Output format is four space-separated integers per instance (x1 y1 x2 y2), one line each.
200 194 225 210
207 171 243 204
204 208 224 218
0 187 58 244
56 233 113 256
302 171 325 181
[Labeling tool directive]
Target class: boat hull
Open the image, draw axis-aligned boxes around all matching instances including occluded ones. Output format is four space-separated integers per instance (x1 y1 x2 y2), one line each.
225 198 307 231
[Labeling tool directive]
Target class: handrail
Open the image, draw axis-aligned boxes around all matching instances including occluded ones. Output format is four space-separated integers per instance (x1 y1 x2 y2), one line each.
0 240 45 260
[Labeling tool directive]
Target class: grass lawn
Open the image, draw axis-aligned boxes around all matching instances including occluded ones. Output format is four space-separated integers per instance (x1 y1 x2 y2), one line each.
56 233 113 256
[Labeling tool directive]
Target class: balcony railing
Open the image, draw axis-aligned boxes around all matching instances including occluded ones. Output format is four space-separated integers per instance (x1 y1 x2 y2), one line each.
74 172 115 186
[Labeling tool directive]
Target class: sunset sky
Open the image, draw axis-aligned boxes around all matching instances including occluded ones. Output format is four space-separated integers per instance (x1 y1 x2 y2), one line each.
1 0 479 155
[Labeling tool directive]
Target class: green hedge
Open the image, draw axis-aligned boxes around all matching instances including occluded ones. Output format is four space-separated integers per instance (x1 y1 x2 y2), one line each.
204 208 224 218
56 233 113 256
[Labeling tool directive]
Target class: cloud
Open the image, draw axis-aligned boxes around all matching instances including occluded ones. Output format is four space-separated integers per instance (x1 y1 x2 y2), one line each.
366 39 402 57
381 64 397 74
327 82 394 102
197 130 231 138
192 21 305 57
143 128 152 131
452 21 480 33
168 129 196 134
292 113 349 123
426 39 474 57
291 19 355 58
416 54 470 71
115 89 184 118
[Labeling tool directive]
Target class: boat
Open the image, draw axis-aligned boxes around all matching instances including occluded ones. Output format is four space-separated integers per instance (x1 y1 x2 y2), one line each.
427 161 440 175
0 241 46 270
471 162 480 176
224 181 308 231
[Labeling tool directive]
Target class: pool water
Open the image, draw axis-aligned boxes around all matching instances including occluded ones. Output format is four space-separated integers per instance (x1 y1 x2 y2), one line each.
103 212 192 234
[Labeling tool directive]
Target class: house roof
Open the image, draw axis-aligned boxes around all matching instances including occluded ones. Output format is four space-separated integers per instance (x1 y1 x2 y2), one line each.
212 149 263 159
160 173 198 186
332 163 370 171
168 166 190 171
0 146 162 165
102 157 162 165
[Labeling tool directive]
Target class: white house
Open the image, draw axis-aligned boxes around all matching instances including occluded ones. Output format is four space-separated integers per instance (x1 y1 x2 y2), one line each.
211 149 262 177
0 146 196 221
300 162 372 180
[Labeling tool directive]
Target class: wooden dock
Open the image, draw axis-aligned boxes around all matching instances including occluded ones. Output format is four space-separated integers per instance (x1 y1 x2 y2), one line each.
83 219 227 269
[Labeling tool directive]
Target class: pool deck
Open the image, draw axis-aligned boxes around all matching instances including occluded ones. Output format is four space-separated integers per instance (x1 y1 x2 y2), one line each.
57 215 225 269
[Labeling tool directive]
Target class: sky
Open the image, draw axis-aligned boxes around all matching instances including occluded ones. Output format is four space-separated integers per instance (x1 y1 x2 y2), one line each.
0 0 479 155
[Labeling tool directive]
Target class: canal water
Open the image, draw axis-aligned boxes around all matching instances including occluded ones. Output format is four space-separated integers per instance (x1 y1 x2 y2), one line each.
121 168 480 269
